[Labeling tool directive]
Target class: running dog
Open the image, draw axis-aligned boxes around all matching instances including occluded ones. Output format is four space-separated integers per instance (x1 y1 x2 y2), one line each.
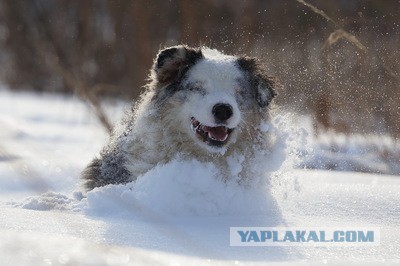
82 45 278 191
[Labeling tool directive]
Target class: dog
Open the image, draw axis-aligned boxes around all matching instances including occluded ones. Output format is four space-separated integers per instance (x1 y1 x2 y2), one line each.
81 45 278 191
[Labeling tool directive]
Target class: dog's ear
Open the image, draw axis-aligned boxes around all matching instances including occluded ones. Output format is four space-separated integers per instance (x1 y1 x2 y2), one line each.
254 73 278 108
153 45 203 84
237 57 278 108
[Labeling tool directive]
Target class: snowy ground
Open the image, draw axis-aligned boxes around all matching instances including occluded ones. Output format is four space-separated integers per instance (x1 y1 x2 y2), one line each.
0 89 399 265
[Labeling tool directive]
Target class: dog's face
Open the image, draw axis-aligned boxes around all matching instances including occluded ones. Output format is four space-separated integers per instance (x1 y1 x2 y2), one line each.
150 45 277 153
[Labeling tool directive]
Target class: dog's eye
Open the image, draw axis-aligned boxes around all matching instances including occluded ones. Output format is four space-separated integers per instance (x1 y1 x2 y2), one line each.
189 86 201 92
188 86 206 95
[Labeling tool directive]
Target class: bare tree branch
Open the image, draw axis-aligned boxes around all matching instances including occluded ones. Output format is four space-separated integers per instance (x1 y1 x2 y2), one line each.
8 1 113 133
295 0 340 28
296 0 400 85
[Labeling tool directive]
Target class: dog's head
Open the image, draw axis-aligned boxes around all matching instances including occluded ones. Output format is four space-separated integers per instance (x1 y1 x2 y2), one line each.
150 45 277 153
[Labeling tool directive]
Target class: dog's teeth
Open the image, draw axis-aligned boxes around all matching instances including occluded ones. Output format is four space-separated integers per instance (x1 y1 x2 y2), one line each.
208 133 216 140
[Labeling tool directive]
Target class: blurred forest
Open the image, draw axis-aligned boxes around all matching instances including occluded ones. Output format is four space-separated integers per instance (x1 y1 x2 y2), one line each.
0 0 399 137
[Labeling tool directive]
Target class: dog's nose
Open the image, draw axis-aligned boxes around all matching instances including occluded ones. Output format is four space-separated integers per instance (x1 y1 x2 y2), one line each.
212 103 233 122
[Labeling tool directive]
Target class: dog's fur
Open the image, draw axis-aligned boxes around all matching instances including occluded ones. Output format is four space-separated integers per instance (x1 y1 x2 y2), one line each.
81 45 278 191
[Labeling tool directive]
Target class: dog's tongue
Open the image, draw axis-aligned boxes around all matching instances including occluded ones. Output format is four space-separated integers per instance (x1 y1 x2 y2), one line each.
203 126 228 141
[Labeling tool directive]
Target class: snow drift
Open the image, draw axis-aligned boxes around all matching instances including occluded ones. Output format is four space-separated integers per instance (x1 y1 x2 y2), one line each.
1 89 399 264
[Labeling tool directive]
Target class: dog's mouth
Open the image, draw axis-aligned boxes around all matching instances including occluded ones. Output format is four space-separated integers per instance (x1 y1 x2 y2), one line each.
190 117 234 147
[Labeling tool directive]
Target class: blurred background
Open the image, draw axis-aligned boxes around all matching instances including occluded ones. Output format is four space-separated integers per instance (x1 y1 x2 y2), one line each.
1 0 400 135
1 2 400 262
0 0 399 175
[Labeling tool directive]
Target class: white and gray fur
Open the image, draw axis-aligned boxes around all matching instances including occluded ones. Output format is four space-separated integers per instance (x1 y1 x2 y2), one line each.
81 45 278 191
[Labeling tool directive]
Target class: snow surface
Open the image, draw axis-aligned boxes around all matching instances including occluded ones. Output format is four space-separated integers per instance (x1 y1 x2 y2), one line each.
0 89 399 265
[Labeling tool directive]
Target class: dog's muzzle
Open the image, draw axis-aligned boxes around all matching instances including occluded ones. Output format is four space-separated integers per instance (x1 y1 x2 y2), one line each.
190 117 234 147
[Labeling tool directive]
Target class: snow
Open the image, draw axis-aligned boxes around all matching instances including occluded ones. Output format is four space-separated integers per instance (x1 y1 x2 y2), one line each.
83 159 284 218
302 132 400 175
292 114 400 175
0 89 399 265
